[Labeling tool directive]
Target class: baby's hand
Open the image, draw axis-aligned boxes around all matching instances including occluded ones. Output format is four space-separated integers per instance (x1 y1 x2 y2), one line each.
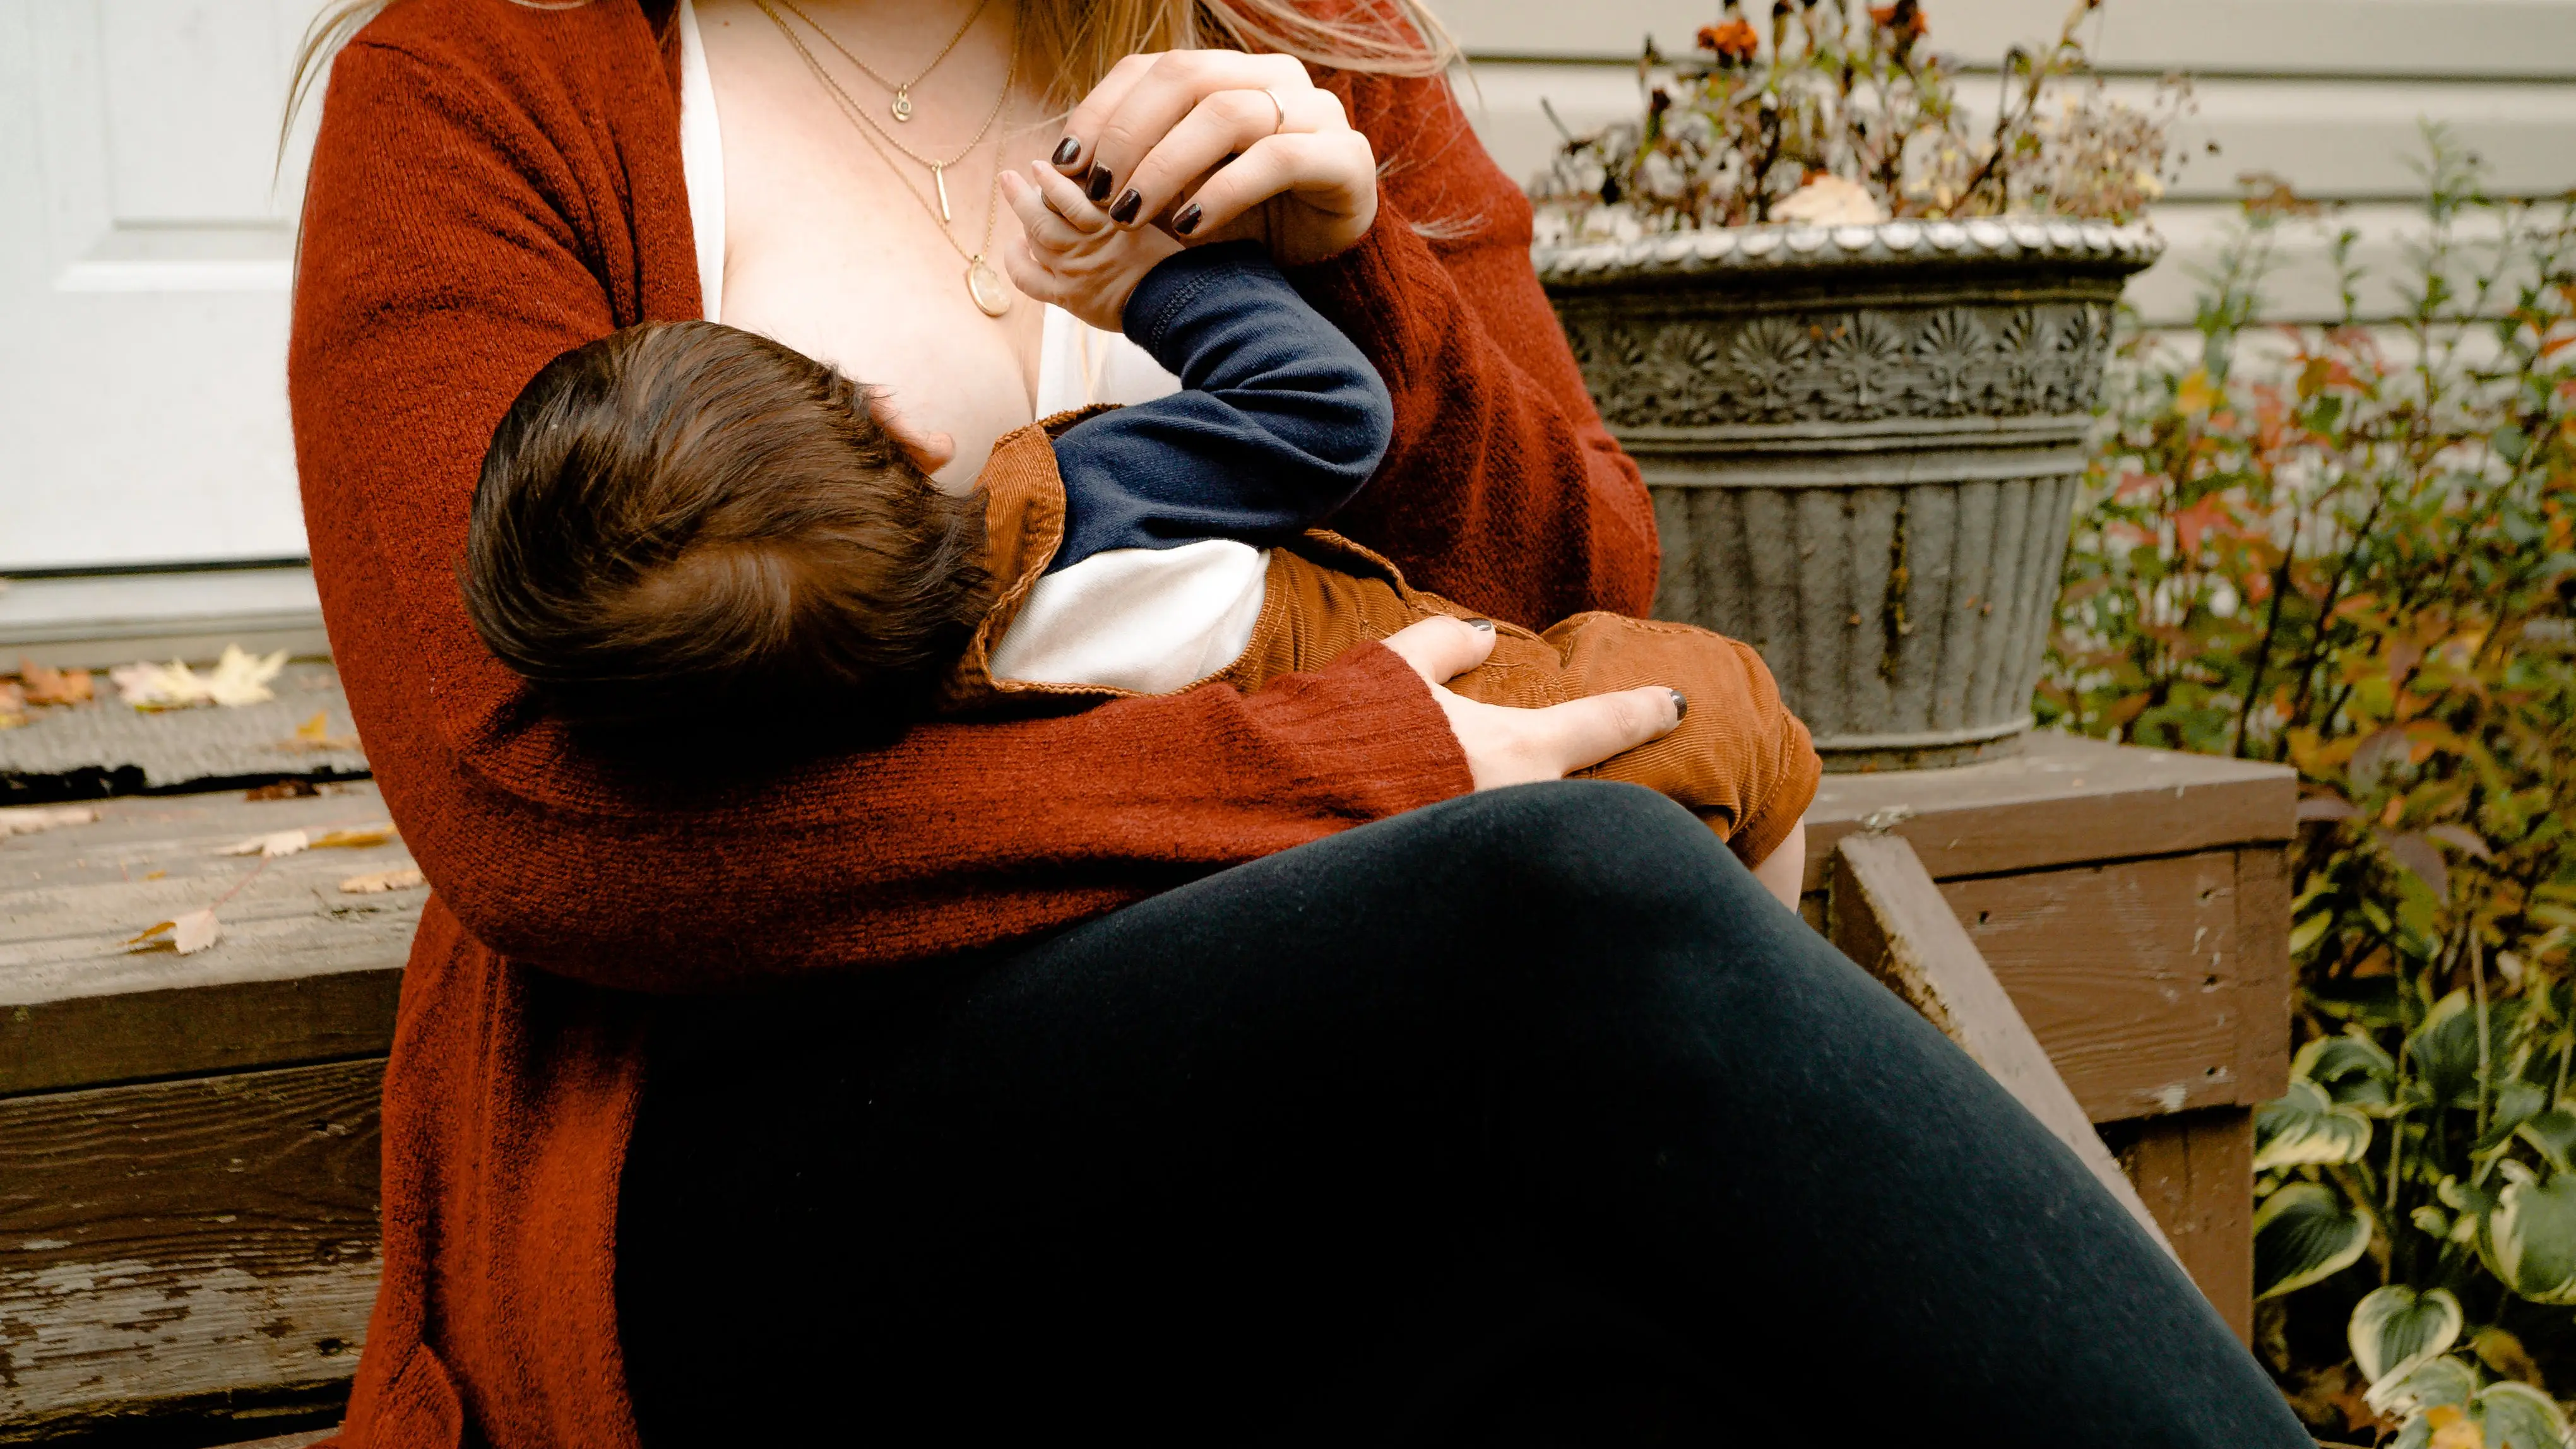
1001 161 1183 334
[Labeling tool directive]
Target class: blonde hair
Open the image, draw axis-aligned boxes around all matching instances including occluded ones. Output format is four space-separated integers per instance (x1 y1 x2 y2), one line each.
285 0 1456 153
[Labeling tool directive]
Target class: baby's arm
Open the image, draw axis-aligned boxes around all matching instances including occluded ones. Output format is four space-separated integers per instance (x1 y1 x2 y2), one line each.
1000 165 1392 572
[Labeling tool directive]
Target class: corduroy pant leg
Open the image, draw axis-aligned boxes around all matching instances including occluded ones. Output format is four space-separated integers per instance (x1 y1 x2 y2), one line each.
616 780 2308 1449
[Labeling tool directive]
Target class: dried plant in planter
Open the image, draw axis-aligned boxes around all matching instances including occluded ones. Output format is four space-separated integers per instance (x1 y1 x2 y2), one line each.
1529 0 2192 240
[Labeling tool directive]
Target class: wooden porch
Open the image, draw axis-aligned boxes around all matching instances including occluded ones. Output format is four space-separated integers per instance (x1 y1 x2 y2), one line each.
0 680 2291 1443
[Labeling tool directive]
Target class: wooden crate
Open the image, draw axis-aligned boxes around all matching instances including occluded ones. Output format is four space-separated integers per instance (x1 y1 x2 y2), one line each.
1803 733 2296 1339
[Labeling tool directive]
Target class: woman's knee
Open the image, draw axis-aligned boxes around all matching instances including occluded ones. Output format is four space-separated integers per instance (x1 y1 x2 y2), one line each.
1421 781 1768 934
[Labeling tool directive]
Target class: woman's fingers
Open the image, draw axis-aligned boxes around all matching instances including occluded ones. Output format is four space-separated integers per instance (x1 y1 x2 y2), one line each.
1165 129 1377 244
1381 618 1681 791
1441 687 1683 791
1050 52 1156 174
1379 615 1497 685
1111 86 1344 232
1055 51 1312 204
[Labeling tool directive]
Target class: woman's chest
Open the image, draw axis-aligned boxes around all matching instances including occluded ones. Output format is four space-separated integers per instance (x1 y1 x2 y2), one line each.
695 0 1051 483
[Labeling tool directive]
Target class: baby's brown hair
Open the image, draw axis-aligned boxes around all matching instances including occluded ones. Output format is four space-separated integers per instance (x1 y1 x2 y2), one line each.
461 321 990 736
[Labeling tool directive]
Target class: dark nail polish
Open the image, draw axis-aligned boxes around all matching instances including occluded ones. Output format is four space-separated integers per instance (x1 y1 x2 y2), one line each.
1050 136 1083 168
1086 165 1115 202
1108 189 1143 225
1667 689 1689 720
1464 617 1495 633
1173 202 1203 235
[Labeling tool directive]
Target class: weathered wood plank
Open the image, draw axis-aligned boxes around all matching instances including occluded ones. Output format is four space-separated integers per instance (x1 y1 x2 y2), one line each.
1827 833 2178 1260
1800 732 2295 891
0 783 417 1096
2116 1109 2257 1346
0 1060 381 1441
2233 846 2296 1108
1940 852 2249 1123
1 970 401 1099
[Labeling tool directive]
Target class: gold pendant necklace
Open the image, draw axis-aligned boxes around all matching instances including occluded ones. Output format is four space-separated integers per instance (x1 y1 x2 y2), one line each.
773 0 991 123
759 0 1018 223
757 0 1018 316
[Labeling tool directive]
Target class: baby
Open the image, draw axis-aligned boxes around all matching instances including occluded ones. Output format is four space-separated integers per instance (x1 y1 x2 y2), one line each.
463 165 1818 870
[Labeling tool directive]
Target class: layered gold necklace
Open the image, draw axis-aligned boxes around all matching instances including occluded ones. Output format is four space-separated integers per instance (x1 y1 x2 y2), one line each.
754 0 1021 317
774 0 990 124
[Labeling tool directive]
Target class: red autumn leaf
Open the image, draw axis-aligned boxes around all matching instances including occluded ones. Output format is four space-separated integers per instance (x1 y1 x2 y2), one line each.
2173 495 2234 553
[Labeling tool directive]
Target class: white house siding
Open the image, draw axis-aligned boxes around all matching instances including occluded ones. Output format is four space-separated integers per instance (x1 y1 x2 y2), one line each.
1446 0 2576 324
0 1 2566 577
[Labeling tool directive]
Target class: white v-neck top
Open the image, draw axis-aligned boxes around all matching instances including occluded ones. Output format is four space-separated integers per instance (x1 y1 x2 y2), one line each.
675 0 1181 413
674 2 1267 693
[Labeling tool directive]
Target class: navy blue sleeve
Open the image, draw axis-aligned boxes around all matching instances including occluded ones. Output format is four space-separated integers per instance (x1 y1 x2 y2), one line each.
1045 240 1394 573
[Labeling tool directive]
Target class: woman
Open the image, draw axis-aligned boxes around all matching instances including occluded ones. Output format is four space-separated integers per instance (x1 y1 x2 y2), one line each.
287 1 2309 1444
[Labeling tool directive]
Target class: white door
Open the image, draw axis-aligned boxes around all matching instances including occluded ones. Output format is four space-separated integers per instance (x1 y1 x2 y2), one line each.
1 0 324 572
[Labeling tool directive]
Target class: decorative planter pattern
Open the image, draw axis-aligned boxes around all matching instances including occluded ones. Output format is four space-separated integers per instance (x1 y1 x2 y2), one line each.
1538 219 2162 769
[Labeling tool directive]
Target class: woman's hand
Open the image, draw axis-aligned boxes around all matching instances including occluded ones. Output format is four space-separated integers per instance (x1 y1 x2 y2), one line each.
1049 51 1377 268
1379 617 1683 791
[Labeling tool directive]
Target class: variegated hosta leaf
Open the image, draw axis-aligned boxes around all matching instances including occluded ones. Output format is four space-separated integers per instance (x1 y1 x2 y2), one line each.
2255 1181 2373 1300
2479 1082 2553 1153
2483 1166 2576 1304
2296 1031 2401 1114
2391 1373 2576 1449
2411 991 2486 1110
2469 1380 2575 1449
2351 1284 2465 1385
2517 1109 2576 1173
2378 1354 2479 1426
2257 1080 2376 1169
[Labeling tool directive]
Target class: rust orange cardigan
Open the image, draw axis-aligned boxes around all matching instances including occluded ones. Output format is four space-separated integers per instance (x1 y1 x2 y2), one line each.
288 3 1658 1444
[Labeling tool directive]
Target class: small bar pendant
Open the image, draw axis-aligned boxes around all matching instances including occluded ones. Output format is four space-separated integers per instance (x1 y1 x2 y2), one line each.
933 163 950 223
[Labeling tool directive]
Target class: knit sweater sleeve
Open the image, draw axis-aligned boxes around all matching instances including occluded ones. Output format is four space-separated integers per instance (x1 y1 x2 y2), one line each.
1285 64 1661 630
287 32 1470 991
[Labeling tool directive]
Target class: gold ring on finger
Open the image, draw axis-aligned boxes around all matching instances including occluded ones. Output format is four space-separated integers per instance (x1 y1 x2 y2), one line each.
1261 86 1288 136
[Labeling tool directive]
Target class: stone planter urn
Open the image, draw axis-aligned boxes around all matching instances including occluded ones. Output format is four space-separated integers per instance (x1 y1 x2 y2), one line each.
1537 219 2162 769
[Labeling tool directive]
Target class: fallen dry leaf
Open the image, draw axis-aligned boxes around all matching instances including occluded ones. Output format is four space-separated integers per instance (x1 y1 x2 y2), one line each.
275 709 360 754
340 865 427 894
0 805 99 836
311 822 399 850
246 779 321 801
110 645 288 709
0 681 23 730
218 829 309 859
143 870 166 881
18 659 92 707
127 908 222 955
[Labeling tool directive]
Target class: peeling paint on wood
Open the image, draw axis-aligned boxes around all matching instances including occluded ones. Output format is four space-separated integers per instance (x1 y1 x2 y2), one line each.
0 1060 382 1437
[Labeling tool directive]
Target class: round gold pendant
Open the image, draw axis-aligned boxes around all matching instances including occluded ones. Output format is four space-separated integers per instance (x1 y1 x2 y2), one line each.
966 259 1011 317
891 88 913 122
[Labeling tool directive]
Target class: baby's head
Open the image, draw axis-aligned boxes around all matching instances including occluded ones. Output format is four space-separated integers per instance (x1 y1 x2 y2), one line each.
462 321 988 736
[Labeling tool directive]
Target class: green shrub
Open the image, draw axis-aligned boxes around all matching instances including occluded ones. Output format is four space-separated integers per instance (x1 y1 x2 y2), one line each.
2046 132 2576 1443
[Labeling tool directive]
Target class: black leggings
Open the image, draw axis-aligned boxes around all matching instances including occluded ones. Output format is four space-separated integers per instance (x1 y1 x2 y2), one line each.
617 781 2306 1447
